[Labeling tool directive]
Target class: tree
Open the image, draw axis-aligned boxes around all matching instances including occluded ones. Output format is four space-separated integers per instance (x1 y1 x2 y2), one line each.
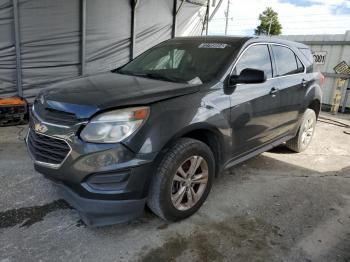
255 7 282 36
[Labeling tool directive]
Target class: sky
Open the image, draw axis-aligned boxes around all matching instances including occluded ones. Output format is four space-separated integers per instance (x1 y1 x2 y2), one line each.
208 0 350 36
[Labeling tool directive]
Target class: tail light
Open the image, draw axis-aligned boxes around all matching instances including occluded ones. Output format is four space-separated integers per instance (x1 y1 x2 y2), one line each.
319 73 325 87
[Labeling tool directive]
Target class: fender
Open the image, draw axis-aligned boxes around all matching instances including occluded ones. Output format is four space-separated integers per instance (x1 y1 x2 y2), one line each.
302 82 322 113
154 122 231 176
302 71 322 111
290 81 322 136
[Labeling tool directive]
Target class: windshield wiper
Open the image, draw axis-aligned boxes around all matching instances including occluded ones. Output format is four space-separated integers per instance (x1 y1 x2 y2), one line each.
116 70 184 83
141 73 185 83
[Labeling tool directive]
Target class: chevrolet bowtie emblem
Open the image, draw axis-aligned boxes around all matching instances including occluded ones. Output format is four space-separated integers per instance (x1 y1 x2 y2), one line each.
34 123 48 133
39 94 45 105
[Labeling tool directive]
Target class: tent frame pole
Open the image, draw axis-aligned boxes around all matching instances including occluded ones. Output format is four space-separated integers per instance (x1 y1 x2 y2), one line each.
12 0 23 97
202 0 210 35
172 0 178 38
205 0 210 35
130 0 137 60
81 0 87 76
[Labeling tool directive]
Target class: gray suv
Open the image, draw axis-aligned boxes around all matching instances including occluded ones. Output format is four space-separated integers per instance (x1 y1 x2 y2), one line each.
26 36 323 226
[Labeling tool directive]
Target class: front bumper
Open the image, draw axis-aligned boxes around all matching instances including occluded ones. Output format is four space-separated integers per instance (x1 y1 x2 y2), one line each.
53 180 146 227
26 118 158 226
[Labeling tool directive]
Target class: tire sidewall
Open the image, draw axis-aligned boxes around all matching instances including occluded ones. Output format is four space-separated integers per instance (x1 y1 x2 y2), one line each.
159 141 215 221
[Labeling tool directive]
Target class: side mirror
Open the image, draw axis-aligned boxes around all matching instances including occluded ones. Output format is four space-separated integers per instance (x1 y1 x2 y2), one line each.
229 68 266 85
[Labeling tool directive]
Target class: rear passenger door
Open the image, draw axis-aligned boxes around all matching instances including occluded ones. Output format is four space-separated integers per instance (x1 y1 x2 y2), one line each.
229 44 282 157
270 44 306 135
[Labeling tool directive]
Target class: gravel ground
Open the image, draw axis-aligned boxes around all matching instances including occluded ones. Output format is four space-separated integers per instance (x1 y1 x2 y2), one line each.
0 112 349 262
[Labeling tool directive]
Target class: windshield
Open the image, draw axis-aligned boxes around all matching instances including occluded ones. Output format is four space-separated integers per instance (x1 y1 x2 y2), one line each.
117 41 239 84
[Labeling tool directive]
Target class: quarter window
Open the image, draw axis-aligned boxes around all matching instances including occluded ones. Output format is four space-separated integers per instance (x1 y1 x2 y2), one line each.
299 48 313 63
272 45 302 76
296 55 304 73
233 45 272 79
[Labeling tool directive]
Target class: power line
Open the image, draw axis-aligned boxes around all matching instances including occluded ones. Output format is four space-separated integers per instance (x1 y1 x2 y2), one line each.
211 17 350 23
210 23 350 28
209 20 350 28
217 28 347 34
210 13 350 21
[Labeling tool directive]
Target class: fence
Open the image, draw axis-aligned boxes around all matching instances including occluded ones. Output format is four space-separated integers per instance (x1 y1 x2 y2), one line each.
280 30 350 112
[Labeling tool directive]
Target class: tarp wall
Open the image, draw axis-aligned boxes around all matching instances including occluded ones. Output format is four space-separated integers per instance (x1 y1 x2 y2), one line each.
85 0 131 75
19 0 82 98
0 0 206 99
0 0 16 97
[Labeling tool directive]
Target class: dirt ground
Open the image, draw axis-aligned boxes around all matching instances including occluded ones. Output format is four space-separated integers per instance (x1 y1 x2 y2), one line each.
0 112 349 262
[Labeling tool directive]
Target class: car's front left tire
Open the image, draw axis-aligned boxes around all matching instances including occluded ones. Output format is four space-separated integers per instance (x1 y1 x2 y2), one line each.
147 138 215 222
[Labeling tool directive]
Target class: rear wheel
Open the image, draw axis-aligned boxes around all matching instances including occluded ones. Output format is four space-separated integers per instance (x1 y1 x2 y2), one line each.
147 138 215 221
286 109 316 152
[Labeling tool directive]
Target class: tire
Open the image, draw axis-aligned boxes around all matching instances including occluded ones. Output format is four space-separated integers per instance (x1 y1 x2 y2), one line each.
147 138 215 222
286 108 317 153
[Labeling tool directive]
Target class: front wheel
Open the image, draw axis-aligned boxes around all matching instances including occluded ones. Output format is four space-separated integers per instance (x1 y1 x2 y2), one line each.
286 108 316 152
147 138 215 222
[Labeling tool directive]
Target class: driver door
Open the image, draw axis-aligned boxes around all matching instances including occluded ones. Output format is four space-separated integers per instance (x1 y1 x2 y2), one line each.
229 44 282 157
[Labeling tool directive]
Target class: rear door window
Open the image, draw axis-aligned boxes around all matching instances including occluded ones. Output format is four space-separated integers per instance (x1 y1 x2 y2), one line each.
233 44 273 79
272 45 300 76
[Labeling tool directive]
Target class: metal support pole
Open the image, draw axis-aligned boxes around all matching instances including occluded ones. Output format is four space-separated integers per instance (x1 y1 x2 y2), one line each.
201 0 210 35
12 0 23 97
81 0 86 76
209 0 224 21
176 0 185 15
205 0 210 35
171 0 177 38
341 80 350 113
130 0 137 60
224 0 230 35
268 18 273 36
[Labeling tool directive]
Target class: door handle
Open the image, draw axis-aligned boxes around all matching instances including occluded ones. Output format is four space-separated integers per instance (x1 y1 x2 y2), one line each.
302 79 307 87
269 87 279 97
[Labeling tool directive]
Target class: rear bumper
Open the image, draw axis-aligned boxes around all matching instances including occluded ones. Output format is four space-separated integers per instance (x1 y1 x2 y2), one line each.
53 181 146 227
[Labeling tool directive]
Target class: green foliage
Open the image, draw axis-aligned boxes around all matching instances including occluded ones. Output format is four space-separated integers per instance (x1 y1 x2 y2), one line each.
255 7 282 36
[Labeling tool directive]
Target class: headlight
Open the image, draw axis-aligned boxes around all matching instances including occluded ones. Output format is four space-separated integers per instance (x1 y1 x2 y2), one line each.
80 107 149 143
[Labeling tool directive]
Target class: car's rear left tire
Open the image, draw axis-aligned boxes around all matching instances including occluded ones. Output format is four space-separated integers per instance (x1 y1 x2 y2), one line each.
286 108 316 153
147 138 215 222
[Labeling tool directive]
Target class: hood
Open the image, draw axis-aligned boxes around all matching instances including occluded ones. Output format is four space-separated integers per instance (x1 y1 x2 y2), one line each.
40 72 200 119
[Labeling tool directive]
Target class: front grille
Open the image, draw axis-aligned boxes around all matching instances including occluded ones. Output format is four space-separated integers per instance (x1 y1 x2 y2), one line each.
27 130 70 166
33 103 81 126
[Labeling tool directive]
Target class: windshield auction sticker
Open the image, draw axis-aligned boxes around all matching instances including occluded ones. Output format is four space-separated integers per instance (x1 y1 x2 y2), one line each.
198 43 230 49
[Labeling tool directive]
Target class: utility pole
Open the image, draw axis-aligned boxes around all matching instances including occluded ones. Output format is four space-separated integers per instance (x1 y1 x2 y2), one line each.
224 0 230 35
268 17 273 36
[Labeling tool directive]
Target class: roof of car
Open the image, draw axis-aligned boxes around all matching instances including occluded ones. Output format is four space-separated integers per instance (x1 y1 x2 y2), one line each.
171 35 309 49
247 36 309 48
171 35 251 44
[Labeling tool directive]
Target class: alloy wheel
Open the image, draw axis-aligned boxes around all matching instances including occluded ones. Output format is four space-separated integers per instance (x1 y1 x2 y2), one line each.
301 117 314 146
171 155 209 211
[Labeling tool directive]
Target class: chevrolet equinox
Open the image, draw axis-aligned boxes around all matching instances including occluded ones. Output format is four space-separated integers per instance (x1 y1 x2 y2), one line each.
26 36 323 226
